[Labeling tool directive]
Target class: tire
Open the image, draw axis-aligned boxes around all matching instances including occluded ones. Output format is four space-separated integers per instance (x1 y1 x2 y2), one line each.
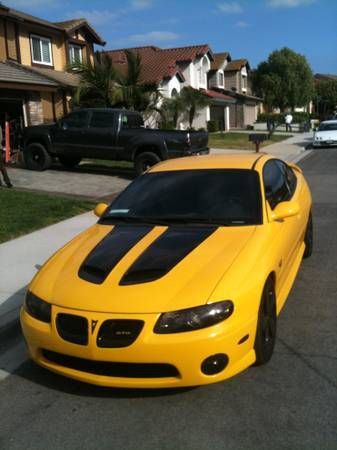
303 212 313 258
58 155 82 169
254 278 277 366
23 143 52 171
134 152 161 176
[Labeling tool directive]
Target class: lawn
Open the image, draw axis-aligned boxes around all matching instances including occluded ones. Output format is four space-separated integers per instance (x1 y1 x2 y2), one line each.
0 189 95 244
209 132 291 150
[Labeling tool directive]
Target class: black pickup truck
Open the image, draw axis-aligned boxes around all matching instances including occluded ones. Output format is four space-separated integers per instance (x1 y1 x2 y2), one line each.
22 108 209 175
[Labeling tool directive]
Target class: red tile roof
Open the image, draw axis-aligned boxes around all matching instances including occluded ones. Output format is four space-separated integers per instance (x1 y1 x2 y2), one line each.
203 89 235 102
210 52 231 71
224 59 250 72
105 44 212 84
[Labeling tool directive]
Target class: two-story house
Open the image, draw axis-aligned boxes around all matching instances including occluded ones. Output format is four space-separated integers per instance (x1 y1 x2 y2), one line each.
209 53 262 128
0 4 105 133
106 44 236 129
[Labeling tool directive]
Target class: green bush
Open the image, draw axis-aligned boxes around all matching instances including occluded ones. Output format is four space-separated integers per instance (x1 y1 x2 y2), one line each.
207 120 219 132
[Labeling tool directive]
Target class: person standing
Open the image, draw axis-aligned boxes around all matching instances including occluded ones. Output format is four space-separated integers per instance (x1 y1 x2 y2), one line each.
0 124 13 188
285 113 293 132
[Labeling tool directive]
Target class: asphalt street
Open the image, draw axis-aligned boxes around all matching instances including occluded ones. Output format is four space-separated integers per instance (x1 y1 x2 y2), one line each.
0 149 336 450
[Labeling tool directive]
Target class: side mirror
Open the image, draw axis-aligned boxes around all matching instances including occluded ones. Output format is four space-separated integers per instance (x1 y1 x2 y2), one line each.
270 200 300 222
94 203 108 218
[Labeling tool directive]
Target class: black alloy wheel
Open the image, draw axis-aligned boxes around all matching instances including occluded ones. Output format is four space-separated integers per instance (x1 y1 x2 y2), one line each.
24 143 52 171
254 278 277 366
303 212 313 258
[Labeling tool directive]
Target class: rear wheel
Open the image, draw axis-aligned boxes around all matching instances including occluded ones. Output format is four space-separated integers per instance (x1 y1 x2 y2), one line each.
303 212 313 258
23 143 52 171
135 152 161 176
58 155 82 169
254 278 277 366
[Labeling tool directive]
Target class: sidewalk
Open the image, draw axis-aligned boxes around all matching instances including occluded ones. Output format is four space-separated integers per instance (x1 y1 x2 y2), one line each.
210 132 313 163
0 132 314 335
0 212 97 335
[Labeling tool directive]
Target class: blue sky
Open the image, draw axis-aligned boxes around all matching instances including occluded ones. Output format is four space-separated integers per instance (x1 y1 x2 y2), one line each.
5 0 337 73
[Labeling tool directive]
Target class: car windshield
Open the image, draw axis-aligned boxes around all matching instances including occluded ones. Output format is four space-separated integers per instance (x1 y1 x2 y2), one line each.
101 169 262 226
318 123 337 131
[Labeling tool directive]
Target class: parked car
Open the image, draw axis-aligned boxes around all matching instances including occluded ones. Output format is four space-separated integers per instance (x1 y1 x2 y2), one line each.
21 153 312 388
313 120 337 148
22 108 209 175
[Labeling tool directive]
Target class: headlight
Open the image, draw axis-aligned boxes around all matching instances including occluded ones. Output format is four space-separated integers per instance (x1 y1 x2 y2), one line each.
25 291 51 323
154 300 234 334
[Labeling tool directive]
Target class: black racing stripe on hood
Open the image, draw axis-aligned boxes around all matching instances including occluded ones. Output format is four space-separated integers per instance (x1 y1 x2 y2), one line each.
79 225 153 284
119 226 217 285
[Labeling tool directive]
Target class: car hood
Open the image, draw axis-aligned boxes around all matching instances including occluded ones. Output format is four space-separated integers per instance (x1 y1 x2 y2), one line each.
30 223 256 314
315 130 337 139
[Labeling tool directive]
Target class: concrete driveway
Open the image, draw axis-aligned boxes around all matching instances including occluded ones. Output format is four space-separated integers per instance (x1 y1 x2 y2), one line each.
6 161 133 201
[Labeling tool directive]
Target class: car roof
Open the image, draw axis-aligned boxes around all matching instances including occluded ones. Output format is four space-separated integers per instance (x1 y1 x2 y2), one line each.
150 153 273 172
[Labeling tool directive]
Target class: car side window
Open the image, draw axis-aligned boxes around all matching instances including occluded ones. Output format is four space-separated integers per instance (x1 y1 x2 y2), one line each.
89 112 114 128
63 111 88 129
263 160 291 209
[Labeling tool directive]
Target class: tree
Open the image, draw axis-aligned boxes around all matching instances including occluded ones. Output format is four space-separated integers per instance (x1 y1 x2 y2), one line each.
180 87 210 128
70 52 119 107
115 50 160 112
160 95 185 128
253 47 314 111
314 79 337 118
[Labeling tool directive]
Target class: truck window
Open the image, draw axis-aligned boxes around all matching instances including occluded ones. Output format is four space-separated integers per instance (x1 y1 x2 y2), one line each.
121 113 144 129
90 111 115 128
63 111 88 128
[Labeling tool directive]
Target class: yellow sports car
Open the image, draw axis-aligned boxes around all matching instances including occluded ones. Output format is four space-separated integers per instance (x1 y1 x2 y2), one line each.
21 153 313 388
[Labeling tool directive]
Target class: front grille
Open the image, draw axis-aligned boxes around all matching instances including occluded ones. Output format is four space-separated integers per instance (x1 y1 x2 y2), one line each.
42 350 180 378
97 320 144 348
56 314 88 345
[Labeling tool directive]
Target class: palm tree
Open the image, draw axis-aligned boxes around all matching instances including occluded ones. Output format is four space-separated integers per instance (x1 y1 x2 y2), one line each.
70 52 119 107
180 86 210 128
160 95 185 128
115 50 160 112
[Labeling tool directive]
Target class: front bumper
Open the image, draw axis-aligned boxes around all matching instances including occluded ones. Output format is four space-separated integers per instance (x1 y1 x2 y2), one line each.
21 305 256 388
313 140 337 147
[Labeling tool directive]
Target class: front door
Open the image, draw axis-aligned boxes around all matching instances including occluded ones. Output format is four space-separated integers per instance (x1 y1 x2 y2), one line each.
52 110 89 157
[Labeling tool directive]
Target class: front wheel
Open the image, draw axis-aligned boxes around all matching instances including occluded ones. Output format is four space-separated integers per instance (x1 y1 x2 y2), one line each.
23 143 52 171
254 278 277 366
134 152 161 176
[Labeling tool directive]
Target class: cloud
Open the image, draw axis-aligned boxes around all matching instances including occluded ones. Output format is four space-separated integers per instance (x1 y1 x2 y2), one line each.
267 0 316 7
4 0 56 7
217 2 243 13
130 0 154 9
66 10 118 27
128 31 180 43
235 20 249 27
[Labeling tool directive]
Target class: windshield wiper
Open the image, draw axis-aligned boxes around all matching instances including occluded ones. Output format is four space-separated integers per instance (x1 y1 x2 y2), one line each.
100 215 171 225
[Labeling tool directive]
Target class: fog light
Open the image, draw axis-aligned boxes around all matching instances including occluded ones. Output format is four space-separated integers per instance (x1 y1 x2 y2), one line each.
201 354 228 375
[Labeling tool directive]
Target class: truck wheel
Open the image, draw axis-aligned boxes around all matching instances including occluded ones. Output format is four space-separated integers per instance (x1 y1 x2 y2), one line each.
59 155 82 169
24 143 52 171
135 152 161 176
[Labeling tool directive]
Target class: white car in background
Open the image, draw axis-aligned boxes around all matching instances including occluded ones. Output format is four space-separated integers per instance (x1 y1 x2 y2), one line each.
313 120 337 148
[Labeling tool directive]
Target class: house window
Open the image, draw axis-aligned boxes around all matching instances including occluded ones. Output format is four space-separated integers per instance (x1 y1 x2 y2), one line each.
218 72 224 86
30 35 53 66
69 44 83 64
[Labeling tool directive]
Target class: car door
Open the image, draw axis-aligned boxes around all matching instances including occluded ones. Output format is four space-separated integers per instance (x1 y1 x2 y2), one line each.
85 110 117 160
115 112 144 160
263 159 301 296
52 110 89 157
